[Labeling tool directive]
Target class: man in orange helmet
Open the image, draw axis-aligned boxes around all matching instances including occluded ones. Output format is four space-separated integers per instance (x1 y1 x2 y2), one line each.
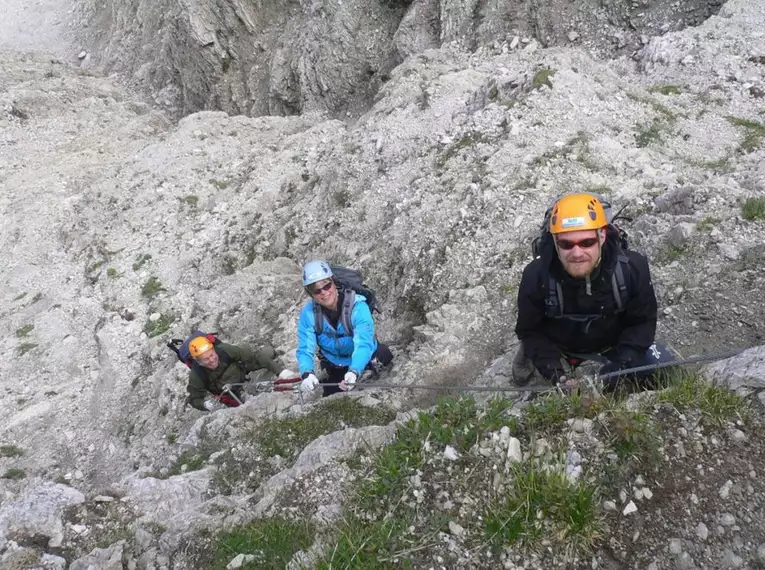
186 336 295 411
513 193 671 392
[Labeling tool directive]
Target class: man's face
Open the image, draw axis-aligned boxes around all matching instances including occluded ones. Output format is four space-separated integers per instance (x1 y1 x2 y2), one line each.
555 229 605 278
195 349 219 370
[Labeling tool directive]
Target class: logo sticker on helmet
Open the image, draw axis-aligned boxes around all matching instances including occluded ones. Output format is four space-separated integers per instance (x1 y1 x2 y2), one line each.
561 216 585 228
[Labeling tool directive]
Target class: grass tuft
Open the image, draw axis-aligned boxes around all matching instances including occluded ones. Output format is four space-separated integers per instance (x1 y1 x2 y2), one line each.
15 324 34 337
209 179 231 190
699 157 731 172
658 371 750 427
141 276 166 299
648 84 683 96
698 386 748 427
484 461 602 553
437 131 488 168
212 518 314 570
657 243 689 263
18 343 38 356
627 91 676 120
696 216 720 232
2 468 26 480
725 116 765 152
531 67 555 90
180 194 199 208
0 445 24 458
165 449 213 478
635 120 666 147
132 253 152 271
741 197 765 221
601 409 660 464
143 313 174 338
317 516 413 569
524 391 605 433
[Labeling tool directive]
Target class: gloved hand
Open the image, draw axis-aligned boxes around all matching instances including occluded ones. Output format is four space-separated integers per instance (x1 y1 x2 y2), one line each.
300 373 320 392
278 369 299 380
339 371 357 392
599 360 629 392
599 360 627 377
203 397 224 412
539 367 567 386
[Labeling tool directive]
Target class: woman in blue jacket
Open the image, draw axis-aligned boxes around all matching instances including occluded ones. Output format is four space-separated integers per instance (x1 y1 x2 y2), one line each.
297 260 392 396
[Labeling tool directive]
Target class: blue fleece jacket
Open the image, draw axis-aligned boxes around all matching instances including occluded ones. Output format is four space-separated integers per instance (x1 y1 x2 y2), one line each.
296 294 377 376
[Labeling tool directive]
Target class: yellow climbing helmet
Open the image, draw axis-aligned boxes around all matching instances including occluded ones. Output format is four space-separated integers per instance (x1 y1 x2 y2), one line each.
188 336 214 358
549 193 608 234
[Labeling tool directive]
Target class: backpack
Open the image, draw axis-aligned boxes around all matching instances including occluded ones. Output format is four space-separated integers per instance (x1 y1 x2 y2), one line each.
530 194 633 318
167 331 243 378
313 266 379 336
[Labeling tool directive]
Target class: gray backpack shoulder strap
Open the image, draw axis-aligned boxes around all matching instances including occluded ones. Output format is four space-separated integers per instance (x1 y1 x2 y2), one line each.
340 290 356 336
611 254 630 312
544 274 564 317
313 301 323 334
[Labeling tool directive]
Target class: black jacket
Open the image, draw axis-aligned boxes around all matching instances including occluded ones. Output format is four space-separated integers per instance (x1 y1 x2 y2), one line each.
514 235 657 380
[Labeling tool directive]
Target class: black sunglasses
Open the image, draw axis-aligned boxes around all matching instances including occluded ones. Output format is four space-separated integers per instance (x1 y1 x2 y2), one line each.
556 237 599 250
311 281 334 295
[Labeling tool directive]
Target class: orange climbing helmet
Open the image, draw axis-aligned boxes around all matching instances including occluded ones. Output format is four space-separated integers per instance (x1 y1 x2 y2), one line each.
549 193 608 234
188 335 214 358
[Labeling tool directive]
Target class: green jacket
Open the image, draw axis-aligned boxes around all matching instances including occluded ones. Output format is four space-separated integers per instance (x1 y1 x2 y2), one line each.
186 343 284 410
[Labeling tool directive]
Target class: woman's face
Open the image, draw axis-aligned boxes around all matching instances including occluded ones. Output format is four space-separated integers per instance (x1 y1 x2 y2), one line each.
310 278 338 310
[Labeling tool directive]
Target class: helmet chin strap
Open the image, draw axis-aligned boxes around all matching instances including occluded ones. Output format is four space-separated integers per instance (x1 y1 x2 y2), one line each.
586 229 606 295
593 227 604 266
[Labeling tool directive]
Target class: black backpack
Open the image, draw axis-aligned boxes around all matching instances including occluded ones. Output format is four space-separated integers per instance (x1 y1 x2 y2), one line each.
313 266 379 335
530 195 633 318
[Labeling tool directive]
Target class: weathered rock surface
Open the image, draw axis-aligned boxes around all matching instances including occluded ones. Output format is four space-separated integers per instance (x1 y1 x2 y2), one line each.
69 541 125 570
0 483 85 548
75 0 727 118
1 0 765 566
706 346 765 390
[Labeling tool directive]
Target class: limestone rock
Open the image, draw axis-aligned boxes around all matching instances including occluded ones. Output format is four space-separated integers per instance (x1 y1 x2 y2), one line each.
0 483 85 548
69 541 125 570
706 347 765 390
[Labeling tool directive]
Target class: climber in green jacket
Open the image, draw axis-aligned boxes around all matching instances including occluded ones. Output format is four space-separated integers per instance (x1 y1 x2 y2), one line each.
186 336 296 411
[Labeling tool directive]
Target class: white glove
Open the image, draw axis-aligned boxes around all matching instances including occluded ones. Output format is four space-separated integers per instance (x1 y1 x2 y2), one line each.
339 371 357 391
278 369 299 380
300 373 320 392
203 397 223 412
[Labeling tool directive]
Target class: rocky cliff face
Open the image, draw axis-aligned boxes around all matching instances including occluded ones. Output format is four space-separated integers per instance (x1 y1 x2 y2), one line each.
2 0 765 567
75 0 726 118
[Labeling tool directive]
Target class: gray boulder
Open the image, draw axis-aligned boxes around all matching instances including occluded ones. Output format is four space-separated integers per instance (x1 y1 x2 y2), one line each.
0 483 85 548
705 346 765 390
69 541 125 570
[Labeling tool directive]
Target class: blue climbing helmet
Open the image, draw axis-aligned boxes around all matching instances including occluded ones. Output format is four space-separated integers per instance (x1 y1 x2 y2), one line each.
302 260 333 287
